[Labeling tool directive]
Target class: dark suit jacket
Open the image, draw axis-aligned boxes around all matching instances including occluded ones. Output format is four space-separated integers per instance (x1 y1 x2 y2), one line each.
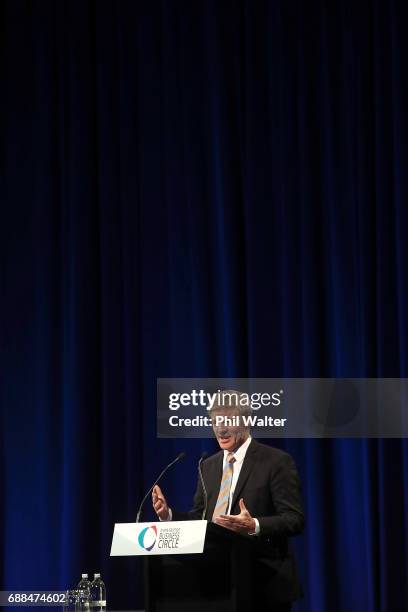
173 439 304 604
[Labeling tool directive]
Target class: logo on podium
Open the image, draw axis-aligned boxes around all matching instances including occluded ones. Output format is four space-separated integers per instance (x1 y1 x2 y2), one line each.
138 525 158 552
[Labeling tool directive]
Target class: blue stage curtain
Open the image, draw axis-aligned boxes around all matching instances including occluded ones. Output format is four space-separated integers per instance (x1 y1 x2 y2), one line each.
1 1 407 611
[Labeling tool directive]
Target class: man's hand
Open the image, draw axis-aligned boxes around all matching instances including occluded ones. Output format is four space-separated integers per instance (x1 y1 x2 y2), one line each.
214 498 256 534
152 484 170 520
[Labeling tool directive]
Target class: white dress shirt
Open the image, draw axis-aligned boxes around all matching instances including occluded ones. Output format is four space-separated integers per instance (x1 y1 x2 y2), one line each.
222 436 260 534
222 435 252 514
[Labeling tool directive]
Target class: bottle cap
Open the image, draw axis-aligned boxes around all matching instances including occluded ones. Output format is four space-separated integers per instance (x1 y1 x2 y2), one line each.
94 573 100 578
82 574 88 578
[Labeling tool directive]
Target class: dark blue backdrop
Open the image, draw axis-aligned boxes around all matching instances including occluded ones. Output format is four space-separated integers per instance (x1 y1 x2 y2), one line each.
1 1 408 611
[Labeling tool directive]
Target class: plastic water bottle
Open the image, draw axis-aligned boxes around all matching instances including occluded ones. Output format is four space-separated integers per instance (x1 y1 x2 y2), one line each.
90 573 106 612
78 574 91 592
76 575 91 612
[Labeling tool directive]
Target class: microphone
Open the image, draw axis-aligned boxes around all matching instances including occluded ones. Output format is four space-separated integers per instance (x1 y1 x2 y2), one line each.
198 451 209 520
136 452 186 522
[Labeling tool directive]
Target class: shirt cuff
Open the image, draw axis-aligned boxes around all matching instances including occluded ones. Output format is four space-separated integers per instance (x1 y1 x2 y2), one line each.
248 518 260 535
159 508 172 521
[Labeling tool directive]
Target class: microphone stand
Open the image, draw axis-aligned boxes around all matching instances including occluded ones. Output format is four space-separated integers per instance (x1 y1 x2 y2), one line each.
136 452 186 522
198 452 209 520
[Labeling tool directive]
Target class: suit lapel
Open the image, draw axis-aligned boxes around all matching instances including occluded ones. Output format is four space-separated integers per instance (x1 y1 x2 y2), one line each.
230 439 258 512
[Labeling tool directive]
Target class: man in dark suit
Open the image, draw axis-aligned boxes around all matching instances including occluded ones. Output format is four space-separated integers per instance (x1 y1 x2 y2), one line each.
152 392 304 611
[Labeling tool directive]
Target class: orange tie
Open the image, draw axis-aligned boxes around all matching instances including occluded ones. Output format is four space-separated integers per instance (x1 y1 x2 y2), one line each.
212 452 236 520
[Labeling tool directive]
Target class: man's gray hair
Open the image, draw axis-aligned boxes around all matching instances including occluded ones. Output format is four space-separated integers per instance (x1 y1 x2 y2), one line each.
208 389 253 419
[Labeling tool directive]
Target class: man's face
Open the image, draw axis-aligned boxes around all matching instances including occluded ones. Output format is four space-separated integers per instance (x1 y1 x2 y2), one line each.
211 409 249 452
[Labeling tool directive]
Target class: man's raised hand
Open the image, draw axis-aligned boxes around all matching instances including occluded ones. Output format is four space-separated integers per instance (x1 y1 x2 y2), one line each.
152 484 170 520
214 498 256 534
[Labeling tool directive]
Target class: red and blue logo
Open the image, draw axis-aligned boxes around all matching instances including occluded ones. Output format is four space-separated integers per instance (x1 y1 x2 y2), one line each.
138 525 158 551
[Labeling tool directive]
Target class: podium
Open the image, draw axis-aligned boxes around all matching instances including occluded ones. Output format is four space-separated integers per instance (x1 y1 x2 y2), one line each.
143 522 258 612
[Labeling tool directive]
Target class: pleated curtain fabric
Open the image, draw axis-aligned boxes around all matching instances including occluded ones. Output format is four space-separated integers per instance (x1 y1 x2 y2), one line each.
212 452 236 519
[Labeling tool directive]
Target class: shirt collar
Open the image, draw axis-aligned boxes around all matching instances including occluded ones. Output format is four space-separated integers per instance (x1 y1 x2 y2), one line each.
223 436 252 464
